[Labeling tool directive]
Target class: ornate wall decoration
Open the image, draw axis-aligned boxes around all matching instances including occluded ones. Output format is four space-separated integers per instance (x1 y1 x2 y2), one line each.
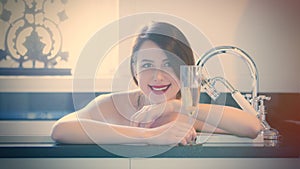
0 0 71 75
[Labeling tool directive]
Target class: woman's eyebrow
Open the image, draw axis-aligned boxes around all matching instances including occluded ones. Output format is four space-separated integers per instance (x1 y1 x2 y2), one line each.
141 59 154 63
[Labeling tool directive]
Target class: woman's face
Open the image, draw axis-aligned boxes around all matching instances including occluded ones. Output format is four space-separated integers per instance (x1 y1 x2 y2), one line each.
134 40 181 104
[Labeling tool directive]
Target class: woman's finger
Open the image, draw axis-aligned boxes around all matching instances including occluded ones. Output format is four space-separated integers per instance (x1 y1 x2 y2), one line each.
129 115 137 126
139 122 153 128
180 138 187 145
136 106 161 124
130 107 147 125
130 120 139 127
187 128 196 144
174 125 197 145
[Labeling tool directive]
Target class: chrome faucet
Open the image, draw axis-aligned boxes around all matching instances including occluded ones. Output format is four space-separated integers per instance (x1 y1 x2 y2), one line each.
197 46 259 110
196 46 279 141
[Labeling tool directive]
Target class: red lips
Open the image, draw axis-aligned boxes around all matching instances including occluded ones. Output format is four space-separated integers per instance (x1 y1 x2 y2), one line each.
148 84 171 94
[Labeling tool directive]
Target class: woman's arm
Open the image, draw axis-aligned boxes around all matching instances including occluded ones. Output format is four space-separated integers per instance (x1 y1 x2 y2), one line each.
51 112 196 145
193 119 229 134
194 103 263 138
51 112 147 144
129 99 261 138
148 100 262 138
159 100 262 138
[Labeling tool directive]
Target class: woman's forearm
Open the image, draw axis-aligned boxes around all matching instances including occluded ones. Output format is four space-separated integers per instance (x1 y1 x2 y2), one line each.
196 104 262 138
193 119 229 134
170 100 261 138
51 118 153 144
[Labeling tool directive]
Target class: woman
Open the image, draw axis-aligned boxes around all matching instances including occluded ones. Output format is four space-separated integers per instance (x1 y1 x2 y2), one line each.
51 22 262 145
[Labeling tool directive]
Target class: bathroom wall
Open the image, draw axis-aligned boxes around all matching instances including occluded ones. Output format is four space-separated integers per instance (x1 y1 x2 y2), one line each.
0 0 299 93
118 0 300 93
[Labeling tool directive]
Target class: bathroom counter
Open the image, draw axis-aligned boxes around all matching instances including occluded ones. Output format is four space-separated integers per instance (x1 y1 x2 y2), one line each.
1 121 300 158
1 124 299 169
1 137 299 169
1 115 299 159
0 135 299 158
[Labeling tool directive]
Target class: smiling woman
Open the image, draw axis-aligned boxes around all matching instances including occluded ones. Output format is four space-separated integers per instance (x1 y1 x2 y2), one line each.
51 22 262 146
133 41 182 104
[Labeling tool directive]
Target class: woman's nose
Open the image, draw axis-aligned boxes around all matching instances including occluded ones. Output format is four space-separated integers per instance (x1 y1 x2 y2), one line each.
152 69 164 82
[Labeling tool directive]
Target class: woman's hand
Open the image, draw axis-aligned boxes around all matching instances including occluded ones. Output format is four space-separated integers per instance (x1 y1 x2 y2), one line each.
130 99 180 128
146 119 197 145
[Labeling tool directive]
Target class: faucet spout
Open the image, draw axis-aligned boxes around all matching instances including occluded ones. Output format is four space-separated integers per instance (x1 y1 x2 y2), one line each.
196 46 259 111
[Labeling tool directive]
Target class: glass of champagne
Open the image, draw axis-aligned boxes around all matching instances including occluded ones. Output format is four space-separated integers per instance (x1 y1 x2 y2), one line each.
180 65 201 118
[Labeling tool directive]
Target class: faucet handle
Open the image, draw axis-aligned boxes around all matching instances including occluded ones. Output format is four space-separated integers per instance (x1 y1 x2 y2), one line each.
244 93 252 102
257 95 271 115
257 95 271 104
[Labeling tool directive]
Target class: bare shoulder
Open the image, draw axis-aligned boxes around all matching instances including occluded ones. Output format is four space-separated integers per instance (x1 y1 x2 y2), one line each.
95 89 140 104
85 90 140 124
110 89 141 112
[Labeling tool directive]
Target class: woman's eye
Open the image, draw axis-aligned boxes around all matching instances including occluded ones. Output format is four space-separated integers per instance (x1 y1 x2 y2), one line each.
163 62 171 67
141 63 153 68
